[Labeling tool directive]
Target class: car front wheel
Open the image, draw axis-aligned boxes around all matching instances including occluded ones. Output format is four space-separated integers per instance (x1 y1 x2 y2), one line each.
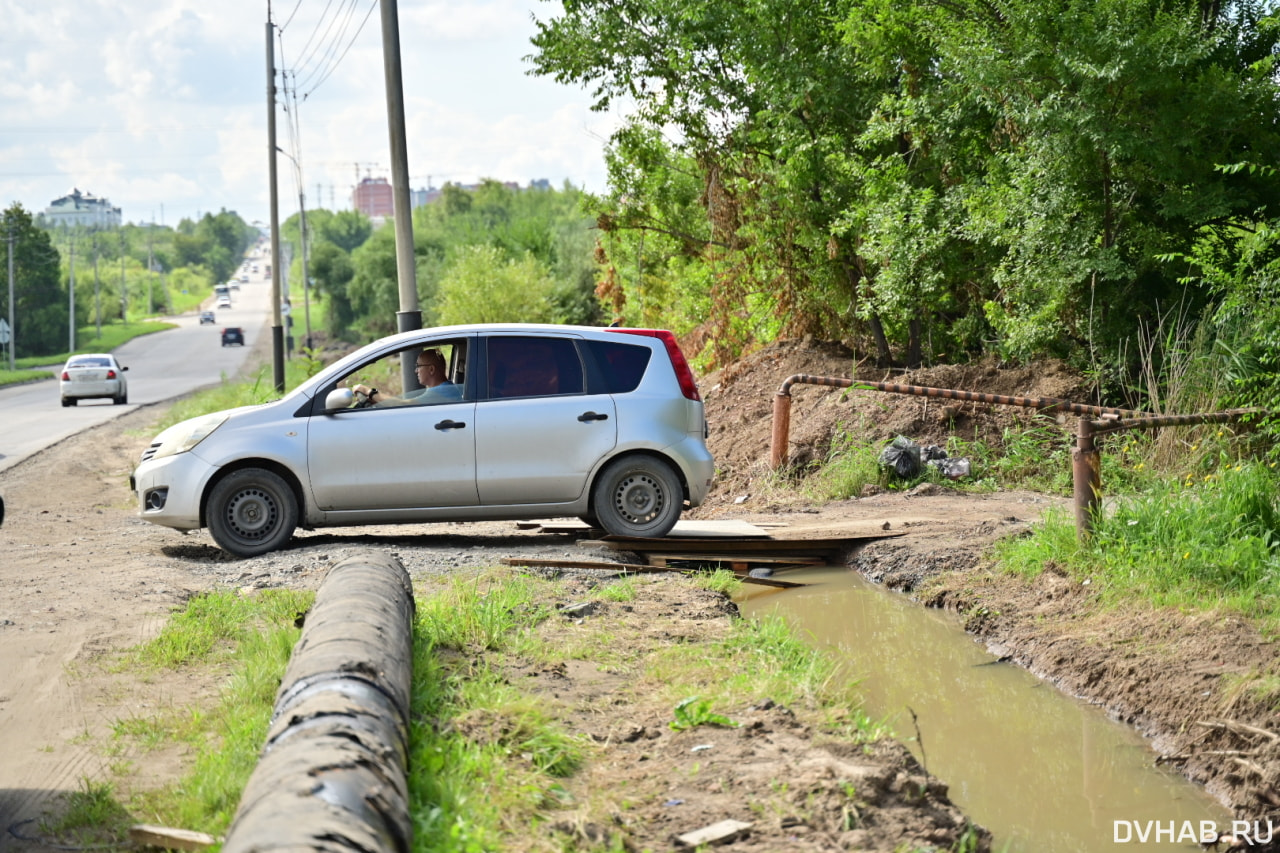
206 468 298 557
591 455 682 539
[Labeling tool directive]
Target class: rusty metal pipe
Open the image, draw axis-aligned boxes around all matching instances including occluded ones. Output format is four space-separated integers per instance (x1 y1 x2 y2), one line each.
1072 417 1102 541
768 371 1270 543
771 391 792 470
770 373 1144 470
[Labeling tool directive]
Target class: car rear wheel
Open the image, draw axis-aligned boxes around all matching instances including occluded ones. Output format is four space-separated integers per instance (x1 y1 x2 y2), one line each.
114 392 127 405
207 468 298 557
591 455 682 539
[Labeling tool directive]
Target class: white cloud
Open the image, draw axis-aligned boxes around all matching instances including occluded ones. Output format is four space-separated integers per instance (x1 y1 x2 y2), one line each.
0 0 611 225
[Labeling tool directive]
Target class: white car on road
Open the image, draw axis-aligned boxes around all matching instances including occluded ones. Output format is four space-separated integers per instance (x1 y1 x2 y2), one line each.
60 354 128 407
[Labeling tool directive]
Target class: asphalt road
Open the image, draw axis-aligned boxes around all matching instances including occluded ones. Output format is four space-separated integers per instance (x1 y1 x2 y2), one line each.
0 263 275 475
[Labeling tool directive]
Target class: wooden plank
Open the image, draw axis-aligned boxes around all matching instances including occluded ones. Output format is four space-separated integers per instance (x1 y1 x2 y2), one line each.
499 558 806 588
597 536 869 554
648 554 824 566
667 519 772 538
129 824 218 851
676 819 753 848
514 519 774 537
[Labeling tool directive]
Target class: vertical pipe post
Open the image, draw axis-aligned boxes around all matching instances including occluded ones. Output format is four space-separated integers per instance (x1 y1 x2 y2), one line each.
1072 417 1102 542
771 391 792 469
266 20 286 393
378 0 422 396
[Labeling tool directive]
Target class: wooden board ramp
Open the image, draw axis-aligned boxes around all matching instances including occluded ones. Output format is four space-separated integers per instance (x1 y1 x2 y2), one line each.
511 517 905 580
499 557 808 589
517 519 775 538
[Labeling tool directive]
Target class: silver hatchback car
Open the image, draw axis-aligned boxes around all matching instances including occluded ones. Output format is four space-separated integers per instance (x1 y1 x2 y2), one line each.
131 324 715 557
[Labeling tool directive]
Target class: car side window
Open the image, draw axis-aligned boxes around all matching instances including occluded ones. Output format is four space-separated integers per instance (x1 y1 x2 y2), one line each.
330 339 470 409
583 340 652 394
487 336 584 399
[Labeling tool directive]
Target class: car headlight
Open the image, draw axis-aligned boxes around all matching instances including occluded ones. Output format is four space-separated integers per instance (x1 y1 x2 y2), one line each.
148 412 230 461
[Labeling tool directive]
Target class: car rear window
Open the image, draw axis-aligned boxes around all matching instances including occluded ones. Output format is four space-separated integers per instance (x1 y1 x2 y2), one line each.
69 357 111 368
584 339 652 394
487 336 584 398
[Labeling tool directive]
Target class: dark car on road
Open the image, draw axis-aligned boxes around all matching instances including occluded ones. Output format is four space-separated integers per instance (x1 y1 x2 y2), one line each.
221 327 245 347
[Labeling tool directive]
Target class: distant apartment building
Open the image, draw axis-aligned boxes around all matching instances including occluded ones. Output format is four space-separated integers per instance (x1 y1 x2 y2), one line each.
410 186 443 208
44 188 122 228
352 177 394 218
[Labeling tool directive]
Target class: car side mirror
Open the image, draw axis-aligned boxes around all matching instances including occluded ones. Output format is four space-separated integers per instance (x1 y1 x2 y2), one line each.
325 387 355 410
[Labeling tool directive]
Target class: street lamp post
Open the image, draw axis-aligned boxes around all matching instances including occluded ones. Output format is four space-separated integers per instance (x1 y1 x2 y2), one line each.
277 146 313 351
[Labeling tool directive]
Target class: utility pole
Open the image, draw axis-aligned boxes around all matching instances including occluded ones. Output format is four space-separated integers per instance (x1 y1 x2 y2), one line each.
300 192 312 349
93 236 101 340
68 232 76 353
379 0 422 394
146 228 154 315
6 224 15 371
267 16 285 392
119 230 127 324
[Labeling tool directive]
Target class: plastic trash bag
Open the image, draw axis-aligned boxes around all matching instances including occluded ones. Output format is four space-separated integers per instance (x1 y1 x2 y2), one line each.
879 436 922 478
927 456 972 480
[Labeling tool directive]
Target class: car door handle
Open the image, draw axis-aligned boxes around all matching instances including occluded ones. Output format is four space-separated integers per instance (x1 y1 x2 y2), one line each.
435 419 467 431
577 411 609 422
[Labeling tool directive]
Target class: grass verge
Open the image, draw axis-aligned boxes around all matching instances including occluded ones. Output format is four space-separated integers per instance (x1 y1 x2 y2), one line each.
39 590 311 848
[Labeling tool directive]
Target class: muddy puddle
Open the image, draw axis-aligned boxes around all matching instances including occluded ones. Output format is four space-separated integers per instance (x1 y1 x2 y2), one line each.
737 567 1232 852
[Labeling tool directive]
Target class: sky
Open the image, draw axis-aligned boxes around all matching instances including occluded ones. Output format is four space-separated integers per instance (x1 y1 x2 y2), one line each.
0 0 624 228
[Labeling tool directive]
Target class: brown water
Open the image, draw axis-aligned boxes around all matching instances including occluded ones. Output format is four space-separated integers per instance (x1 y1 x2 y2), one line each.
737 568 1233 852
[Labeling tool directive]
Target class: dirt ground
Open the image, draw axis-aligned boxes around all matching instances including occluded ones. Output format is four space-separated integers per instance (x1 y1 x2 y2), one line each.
1 337 1277 851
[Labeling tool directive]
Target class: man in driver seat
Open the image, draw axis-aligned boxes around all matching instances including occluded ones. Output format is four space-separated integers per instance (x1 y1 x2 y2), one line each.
353 348 462 406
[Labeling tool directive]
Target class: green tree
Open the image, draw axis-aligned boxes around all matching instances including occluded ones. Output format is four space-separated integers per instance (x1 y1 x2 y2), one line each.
531 0 1280 376
315 210 372 254
309 240 356 338
1 203 66 357
437 245 557 324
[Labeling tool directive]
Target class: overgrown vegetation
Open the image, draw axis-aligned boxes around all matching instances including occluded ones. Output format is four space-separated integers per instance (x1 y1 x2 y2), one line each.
529 0 1280 406
996 456 1280 635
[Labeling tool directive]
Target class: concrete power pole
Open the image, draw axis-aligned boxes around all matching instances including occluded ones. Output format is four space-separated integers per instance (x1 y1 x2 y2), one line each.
7 225 14 371
267 19 285 393
379 0 422 394
93 238 101 340
119 230 127 324
68 233 76 352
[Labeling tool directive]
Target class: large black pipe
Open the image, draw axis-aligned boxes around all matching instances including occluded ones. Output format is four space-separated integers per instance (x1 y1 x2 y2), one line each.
221 551 416 853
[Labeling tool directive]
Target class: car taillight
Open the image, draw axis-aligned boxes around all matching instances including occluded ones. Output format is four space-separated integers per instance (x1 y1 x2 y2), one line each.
606 328 702 401
106 370 117 379
60 371 69 380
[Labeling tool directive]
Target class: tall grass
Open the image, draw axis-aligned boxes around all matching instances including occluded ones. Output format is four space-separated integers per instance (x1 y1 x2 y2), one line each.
996 461 1280 629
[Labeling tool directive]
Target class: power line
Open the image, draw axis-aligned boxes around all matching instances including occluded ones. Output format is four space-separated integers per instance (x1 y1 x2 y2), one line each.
296 0 379 98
